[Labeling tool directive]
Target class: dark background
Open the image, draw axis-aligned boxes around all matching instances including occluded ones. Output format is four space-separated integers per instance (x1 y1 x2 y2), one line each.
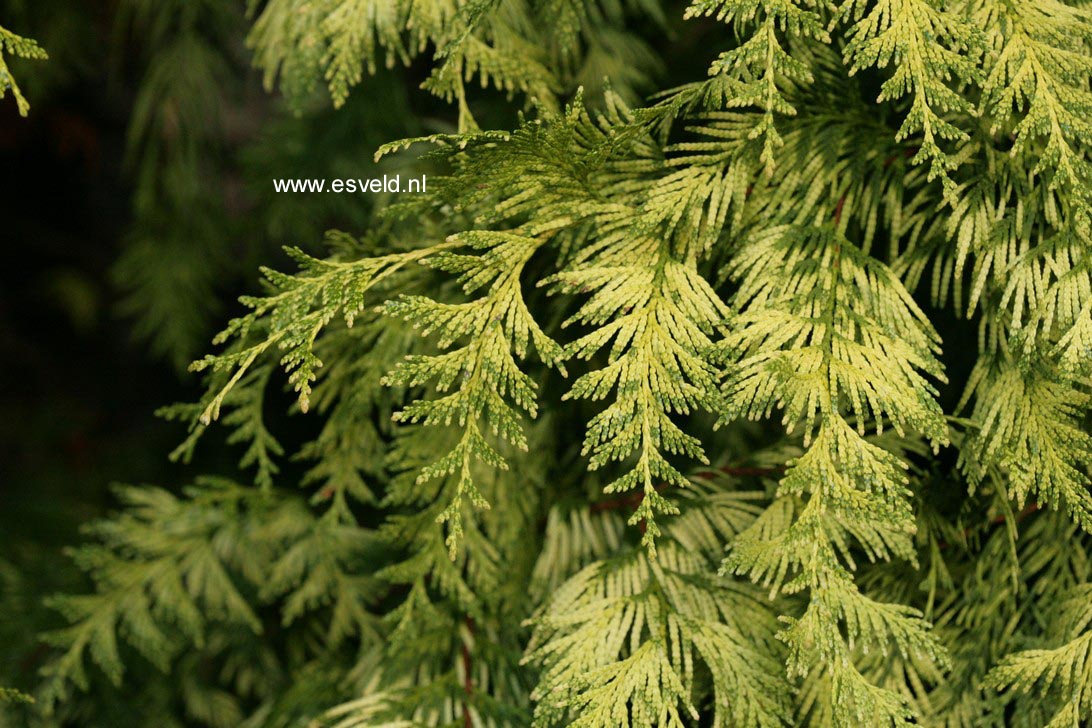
1 1 174 572
0 0 399 688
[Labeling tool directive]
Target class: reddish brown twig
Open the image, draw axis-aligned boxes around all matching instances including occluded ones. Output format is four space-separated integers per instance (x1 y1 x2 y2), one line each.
590 486 663 513
833 194 847 226
883 146 918 169
461 617 475 728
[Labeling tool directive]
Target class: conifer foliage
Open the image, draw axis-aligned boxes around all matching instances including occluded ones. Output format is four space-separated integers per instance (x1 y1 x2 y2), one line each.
10 0 1092 725
0 23 46 116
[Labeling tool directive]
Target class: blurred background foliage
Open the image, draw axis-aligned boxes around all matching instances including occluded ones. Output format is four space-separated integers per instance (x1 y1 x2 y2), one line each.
0 0 700 721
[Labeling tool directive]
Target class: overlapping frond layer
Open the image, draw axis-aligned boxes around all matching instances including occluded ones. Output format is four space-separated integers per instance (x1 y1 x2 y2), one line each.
383 230 563 554
718 225 950 725
247 0 662 119
526 488 792 727
685 0 833 170
840 0 982 190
